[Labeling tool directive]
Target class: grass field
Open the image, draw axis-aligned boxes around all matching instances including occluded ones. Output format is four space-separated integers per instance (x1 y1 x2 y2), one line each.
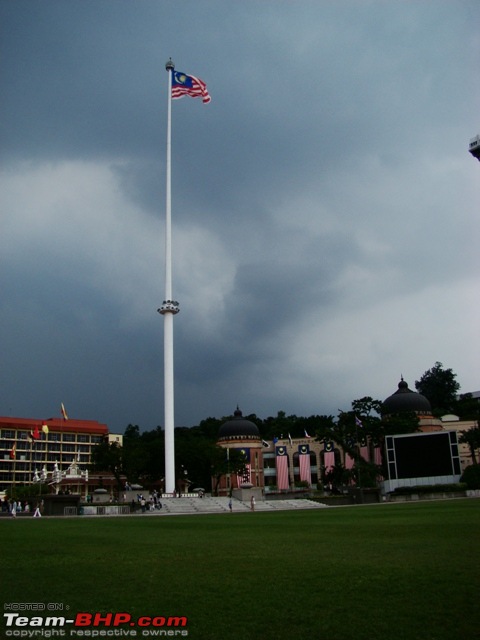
2 500 479 640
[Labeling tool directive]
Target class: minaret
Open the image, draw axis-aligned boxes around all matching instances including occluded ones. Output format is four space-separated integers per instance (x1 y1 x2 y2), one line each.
157 58 179 494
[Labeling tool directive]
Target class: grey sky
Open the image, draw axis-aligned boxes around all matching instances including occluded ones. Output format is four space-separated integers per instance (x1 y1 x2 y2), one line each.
1 1 479 432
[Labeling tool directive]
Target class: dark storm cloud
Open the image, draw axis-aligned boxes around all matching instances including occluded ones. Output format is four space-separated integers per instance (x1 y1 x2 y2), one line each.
1 1 479 431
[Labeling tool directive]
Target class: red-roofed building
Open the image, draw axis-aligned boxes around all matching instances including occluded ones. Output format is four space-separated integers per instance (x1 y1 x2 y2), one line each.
0 415 123 498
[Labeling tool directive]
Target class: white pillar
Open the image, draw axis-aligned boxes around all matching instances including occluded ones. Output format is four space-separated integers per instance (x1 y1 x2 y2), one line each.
158 58 179 494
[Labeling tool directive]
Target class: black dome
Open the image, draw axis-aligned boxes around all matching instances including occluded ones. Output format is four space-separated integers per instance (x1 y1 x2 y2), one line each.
382 378 432 415
218 408 260 441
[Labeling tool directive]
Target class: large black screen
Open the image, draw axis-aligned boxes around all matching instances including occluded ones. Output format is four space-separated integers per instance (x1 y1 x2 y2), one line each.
393 432 455 479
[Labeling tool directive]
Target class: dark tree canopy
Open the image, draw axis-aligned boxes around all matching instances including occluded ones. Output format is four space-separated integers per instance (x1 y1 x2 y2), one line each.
415 362 460 415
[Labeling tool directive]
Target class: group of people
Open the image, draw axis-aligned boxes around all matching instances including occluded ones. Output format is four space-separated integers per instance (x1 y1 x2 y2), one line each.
136 491 162 513
3 498 43 517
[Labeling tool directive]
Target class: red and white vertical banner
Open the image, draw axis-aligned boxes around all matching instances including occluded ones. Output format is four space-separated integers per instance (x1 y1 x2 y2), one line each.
298 444 311 484
275 446 290 490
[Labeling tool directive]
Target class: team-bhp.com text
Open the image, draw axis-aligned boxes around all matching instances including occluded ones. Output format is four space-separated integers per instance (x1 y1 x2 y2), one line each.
3 613 188 637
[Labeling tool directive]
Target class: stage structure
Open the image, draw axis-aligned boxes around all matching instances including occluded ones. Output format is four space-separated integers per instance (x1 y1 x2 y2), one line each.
158 59 210 493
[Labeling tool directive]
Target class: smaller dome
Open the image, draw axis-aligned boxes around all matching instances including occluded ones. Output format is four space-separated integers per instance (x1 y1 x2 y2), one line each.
218 408 260 441
382 378 432 415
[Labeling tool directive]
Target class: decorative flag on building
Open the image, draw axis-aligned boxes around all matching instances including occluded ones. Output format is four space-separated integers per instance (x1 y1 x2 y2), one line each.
275 446 289 490
42 424 49 435
9 443 16 460
262 440 270 448
304 429 311 439
298 444 311 484
273 436 279 444
345 436 356 470
171 70 211 103
61 403 68 420
236 448 251 487
323 441 335 472
374 445 383 481
359 435 369 462
29 425 41 441
288 433 293 447
345 452 355 470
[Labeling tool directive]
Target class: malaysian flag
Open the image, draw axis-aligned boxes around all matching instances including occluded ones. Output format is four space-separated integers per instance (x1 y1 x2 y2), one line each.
359 436 369 462
298 444 311 484
236 448 251 486
172 70 211 103
323 441 335 472
275 446 289 490
345 453 355 470
236 465 251 487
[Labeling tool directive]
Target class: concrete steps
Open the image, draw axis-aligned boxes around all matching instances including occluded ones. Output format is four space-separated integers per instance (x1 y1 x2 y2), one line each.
150 496 327 515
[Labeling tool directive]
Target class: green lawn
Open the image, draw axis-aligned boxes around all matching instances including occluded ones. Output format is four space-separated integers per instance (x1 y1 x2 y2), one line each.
2 500 479 640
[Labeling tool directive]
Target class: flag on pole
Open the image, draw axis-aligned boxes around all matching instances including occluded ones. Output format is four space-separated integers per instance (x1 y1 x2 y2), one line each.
288 433 293 447
262 440 270 448
355 415 363 428
172 70 211 103
304 429 311 439
42 424 49 434
9 443 16 459
61 403 68 420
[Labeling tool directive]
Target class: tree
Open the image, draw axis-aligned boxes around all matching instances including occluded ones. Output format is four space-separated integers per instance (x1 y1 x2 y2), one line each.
453 393 480 421
459 426 480 465
415 362 460 415
461 464 480 489
90 440 125 492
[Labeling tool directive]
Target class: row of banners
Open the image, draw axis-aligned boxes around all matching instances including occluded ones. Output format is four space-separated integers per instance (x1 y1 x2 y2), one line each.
235 443 382 490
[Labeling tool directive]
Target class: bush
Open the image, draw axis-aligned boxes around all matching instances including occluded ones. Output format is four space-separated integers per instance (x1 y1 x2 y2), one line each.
461 464 480 490
391 483 467 495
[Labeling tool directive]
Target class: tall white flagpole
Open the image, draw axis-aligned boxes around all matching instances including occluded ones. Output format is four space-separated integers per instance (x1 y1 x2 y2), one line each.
158 58 179 494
